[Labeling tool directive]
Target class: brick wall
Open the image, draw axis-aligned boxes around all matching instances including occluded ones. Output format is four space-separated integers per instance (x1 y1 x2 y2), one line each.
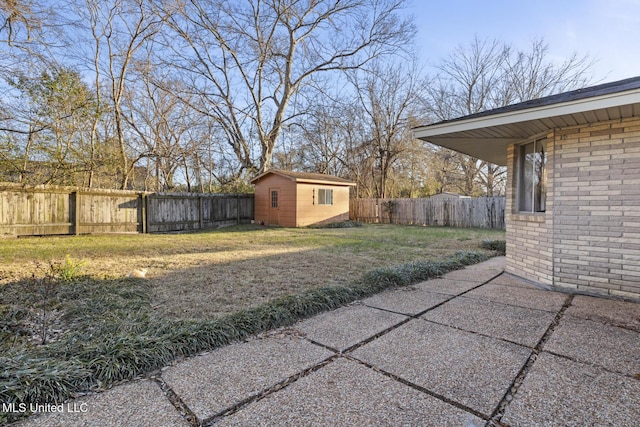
553 117 640 299
505 132 555 286
506 117 640 299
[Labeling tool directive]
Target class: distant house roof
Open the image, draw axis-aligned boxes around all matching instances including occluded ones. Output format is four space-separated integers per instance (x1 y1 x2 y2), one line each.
250 170 356 186
429 192 471 199
413 76 640 166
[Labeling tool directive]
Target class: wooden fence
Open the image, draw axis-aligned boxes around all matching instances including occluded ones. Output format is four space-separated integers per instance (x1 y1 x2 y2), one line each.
0 183 254 237
350 197 506 229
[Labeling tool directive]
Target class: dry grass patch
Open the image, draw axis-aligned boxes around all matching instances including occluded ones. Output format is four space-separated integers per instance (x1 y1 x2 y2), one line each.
0 224 504 320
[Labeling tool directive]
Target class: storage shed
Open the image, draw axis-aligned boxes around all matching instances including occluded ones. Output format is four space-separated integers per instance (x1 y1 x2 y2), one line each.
414 76 640 301
250 170 356 227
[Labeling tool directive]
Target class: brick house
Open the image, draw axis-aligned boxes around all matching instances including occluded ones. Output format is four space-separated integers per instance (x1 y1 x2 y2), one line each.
251 170 356 227
413 77 640 301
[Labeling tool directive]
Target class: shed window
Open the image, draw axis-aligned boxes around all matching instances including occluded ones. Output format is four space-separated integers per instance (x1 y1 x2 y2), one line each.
271 191 278 208
518 138 547 212
317 188 333 205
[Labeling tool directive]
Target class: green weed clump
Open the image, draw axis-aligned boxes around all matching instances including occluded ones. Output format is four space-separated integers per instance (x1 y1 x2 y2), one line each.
51 255 86 282
481 239 506 255
357 251 489 295
310 220 363 229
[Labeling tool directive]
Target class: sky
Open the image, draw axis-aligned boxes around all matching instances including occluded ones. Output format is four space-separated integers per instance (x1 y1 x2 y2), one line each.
407 0 640 84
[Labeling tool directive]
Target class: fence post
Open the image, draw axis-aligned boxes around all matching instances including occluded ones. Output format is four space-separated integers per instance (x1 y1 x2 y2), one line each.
198 195 203 230
236 194 241 224
72 191 80 235
139 193 147 234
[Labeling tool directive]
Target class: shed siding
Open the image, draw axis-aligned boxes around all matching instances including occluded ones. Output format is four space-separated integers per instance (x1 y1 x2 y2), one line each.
253 174 297 227
253 172 353 227
294 183 351 227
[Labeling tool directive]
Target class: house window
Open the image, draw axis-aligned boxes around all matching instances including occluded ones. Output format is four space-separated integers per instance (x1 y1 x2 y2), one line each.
518 138 547 212
271 191 278 208
317 188 333 205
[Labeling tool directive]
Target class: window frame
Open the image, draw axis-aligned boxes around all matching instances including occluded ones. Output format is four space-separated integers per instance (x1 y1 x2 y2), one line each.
517 137 547 213
317 188 334 205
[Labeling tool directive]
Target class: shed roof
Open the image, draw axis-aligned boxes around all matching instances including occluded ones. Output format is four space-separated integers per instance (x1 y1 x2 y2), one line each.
250 170 356 186
413 76 640 166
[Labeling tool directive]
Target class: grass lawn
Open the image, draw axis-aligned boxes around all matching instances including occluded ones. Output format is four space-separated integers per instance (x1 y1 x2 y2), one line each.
1 223 504 319
0 223 504 422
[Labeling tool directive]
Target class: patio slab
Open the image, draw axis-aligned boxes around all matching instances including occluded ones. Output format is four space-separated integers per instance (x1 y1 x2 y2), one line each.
564 295 640 332
216 357 484 427
414 278 482 296
464 282 568 312
543 316 640 376
161 334 332 422
440 256 505 283
422 296 556 347
489 273 544 289
15 379 188 427
502 352 640 427
362 287 451 316
351 319 531 417
293 304 407 351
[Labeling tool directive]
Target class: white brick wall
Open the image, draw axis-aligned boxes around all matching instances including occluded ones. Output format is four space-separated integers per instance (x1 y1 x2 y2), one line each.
506 117 640 299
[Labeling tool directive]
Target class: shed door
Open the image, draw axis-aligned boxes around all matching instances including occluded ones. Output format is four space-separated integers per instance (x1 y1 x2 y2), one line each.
268 188 280 225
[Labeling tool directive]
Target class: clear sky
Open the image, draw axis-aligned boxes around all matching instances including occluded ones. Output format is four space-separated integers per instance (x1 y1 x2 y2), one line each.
407 0 640 83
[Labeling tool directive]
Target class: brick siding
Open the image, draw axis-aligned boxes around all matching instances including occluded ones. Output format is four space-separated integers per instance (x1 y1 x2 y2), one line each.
506 117 640 299
505 132 555 286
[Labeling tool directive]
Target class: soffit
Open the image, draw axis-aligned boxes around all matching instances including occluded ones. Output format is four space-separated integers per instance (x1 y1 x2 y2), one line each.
413 81 640 166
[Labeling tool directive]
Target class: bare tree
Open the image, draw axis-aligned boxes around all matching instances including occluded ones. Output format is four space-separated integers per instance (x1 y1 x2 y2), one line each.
0 0 51 48
423 37 594 196
101 0 161 189
349 59 425 198
157 0 415 176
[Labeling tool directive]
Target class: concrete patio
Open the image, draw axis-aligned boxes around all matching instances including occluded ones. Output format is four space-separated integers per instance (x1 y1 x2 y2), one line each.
13 257 640 426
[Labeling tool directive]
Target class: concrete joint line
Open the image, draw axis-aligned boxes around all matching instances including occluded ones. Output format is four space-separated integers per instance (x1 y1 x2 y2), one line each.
420 317 531 350
201 355 338 427
487 293 575 426
341 316 414 354
345 271 506 355
542 349 640 380
453 271 506 298
305 337 341 354
361 303 416 318
407 271 504 319
344 354 490 422
151 375 201 427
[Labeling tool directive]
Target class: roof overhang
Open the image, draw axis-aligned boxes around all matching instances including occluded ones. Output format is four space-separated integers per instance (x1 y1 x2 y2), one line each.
413 84 640 166
290 178 356 186
250 170 356 186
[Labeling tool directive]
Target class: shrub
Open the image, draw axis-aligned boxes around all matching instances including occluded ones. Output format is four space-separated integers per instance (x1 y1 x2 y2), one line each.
481 239 506 255
310 220 363 229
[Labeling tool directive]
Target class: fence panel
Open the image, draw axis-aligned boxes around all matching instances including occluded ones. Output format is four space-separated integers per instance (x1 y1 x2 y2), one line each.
0 185 72 236
77 191 141 234
350 197 506 229
0 183 254 237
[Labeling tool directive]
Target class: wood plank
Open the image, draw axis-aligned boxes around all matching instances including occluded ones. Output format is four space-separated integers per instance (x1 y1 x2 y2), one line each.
0 183 255 236
350 197 505 229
